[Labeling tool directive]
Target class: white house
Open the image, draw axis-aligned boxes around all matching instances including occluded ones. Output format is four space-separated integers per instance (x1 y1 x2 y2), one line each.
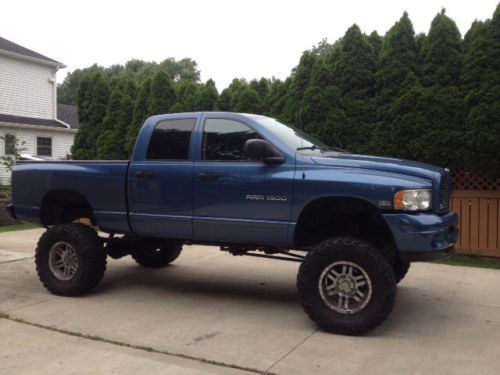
0 36 79 184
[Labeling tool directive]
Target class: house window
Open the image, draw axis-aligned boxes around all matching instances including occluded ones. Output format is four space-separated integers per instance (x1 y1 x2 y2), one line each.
37 137 52 156
5 134 16 155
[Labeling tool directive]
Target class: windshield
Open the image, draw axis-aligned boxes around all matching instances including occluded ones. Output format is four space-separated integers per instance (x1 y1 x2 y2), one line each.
255 117 334 152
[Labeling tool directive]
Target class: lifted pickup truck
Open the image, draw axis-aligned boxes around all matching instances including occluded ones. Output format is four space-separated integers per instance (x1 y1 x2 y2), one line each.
10 112 458 335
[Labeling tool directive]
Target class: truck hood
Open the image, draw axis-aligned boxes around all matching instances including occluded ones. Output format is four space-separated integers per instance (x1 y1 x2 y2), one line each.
311 153 445 181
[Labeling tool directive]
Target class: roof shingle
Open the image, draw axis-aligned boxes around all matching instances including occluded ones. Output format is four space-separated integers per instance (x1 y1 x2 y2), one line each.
57 103 79 129
0 113 68 129
0 36 64 67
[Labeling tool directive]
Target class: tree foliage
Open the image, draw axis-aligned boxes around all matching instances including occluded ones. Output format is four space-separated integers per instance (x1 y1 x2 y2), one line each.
65 4 500 177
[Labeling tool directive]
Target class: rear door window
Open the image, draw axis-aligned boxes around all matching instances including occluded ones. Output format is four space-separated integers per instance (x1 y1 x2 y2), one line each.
146 119 196 160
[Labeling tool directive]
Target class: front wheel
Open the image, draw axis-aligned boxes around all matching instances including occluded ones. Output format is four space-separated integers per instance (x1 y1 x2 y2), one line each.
297 236 396 335
35 224 107 296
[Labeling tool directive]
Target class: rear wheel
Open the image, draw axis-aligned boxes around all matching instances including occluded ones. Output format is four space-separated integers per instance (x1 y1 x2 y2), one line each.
297 236 396 335
132 242 182 268
35 223 106 296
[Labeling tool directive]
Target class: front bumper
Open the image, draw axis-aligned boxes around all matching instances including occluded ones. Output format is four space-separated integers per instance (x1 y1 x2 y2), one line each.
383 211 458 262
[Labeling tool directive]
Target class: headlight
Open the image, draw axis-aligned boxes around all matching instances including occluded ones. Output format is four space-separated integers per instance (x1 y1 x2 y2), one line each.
394 189 432 211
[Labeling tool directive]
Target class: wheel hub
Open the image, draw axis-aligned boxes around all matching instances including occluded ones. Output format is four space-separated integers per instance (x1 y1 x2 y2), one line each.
48 241 78 281
319 261 373 314
337 277 355 294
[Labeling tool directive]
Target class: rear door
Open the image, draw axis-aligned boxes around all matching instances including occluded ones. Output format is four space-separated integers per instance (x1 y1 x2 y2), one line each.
128 117 196 239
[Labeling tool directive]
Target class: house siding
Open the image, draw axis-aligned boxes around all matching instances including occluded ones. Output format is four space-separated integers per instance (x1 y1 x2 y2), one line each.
0 125 75 184
0 54 56 119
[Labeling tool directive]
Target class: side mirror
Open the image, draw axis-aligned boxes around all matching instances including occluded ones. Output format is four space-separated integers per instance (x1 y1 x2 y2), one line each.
244 139 284 165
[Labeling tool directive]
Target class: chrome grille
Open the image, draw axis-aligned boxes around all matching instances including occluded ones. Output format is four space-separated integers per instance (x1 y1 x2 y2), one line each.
439 189 450 212
438 174 451 213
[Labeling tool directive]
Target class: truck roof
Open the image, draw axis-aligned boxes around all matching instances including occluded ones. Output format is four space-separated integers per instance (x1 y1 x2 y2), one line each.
147 111 268 121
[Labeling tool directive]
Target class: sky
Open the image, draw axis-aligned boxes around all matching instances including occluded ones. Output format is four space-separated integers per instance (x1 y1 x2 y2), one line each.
1 0 498 90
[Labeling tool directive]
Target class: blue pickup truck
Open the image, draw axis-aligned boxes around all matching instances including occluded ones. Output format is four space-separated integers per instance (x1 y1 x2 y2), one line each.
10 112 458 335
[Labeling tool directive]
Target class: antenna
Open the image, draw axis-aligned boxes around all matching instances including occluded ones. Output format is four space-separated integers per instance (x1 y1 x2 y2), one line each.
298 101 306 180
298 101 303 134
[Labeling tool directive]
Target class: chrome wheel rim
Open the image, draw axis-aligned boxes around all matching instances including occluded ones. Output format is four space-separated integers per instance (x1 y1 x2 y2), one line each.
48 241 78 281
319 261 372 314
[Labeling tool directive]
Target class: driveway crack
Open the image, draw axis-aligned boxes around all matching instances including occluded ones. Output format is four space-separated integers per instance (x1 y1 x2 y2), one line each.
265 328 318 373
0 312 272 375
0 256 34 265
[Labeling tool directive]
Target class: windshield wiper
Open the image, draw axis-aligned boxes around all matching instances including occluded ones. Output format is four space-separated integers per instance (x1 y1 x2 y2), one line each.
325 146 350 153
296 145 323 151
296 145 349 153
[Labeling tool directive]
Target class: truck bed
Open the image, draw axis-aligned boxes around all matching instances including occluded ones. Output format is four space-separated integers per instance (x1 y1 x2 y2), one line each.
12 160 131 233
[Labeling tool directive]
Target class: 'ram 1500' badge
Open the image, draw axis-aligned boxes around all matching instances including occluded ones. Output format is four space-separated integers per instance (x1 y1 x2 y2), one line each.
245 194 288 202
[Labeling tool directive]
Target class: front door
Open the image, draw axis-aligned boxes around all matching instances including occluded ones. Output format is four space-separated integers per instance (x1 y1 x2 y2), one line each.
193 117 294 246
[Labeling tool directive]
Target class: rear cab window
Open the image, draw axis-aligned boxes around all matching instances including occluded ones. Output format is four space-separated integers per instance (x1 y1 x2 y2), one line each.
146 118 196 160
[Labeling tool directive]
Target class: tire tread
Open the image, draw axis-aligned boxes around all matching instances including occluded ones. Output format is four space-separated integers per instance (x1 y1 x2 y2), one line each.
297 236 396 335
35 224 106 296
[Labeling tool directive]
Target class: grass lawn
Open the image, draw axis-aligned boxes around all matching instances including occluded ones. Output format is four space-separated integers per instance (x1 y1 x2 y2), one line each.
434 254 500 270
0 223 39 233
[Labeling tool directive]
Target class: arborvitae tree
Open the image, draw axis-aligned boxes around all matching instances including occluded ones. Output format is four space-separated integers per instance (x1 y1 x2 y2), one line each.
368 31 383 59
371 12 420 156
234 87 262 113
147 71 177 115
96 89 125 159
97 91 134 160
464 3 500 176
249 78 270 100
283 51 318 124
333 25 376 99
69 5 500 177
376 12 420 100
225 78 249 109
125 78 152 154
171 80 198 112
87 73 110 125
71 124 93 160
76 75 92 123
302 61 333 126
265 78 289 118
120 77 137 101
58 58 200 107
87 73 111 157
332 25 377 151
73 72 110 159
408 10 464 169
216 88 233 111
422 9 462 87
462 20 491 106
194 79 218 110
301 61 348 146
58 64 102 105
264 78 287 117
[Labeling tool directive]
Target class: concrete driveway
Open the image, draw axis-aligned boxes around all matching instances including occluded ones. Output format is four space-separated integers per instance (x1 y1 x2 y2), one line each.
0 228 499 375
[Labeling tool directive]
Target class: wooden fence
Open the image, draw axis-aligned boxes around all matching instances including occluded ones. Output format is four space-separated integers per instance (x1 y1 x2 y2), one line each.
451 172 500 257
